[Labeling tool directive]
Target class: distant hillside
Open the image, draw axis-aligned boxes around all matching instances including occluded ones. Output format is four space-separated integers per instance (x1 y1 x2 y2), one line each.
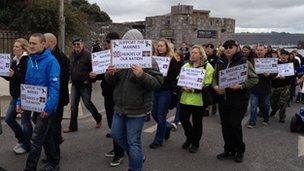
233 32 304 45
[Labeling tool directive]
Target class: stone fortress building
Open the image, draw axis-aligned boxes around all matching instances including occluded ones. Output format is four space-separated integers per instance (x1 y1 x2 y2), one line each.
90 4 235 46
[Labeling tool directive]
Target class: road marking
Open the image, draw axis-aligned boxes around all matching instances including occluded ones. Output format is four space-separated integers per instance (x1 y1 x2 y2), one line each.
298 136 304 157
144 115 175 133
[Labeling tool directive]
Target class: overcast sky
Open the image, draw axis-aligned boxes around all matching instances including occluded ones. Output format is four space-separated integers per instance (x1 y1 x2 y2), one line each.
88 0 304 33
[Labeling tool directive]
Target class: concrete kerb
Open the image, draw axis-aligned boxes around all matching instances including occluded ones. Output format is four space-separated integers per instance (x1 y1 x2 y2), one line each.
0 95 105 120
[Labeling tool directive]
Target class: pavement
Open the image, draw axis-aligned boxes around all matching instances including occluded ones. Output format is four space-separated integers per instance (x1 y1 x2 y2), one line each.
1 99 304 171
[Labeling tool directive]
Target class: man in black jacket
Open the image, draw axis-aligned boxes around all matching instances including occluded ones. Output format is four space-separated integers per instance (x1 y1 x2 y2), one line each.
213 40 258 163
90 32 125 167
204 43 218 116
44 33 70 167
64 37 102 133
247 44 276 128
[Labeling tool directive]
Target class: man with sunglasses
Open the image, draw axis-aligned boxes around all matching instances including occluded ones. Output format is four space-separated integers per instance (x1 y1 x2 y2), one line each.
213 40 258 163
64 37 102 133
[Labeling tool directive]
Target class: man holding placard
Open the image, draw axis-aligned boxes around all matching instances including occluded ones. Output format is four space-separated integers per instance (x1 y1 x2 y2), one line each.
16 33 60 171
106 29 163 171
90 32 125 167
213 40 258 163
270 49 293 123
247 44 277 128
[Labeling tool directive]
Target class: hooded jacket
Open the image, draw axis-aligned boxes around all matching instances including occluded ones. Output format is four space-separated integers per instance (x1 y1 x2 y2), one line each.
17 49 60 115
105 29 163 116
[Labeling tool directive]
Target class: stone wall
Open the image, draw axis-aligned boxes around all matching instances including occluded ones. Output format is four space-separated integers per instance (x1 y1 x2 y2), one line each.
88 5 235 48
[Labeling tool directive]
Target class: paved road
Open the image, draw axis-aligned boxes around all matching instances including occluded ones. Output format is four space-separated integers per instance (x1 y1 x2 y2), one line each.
1 102 304 171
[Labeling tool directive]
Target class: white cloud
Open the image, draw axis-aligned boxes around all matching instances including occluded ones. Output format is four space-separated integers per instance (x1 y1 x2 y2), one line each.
88 0 304 33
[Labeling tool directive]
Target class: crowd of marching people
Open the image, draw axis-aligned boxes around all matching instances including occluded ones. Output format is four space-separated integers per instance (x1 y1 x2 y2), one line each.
1 28 304 171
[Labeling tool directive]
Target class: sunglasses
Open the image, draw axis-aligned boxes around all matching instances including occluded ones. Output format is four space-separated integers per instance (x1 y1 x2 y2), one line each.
224 46 235 50
73 42 82 46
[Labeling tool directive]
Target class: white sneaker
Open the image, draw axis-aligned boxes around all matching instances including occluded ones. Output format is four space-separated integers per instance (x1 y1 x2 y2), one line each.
14 145 27 154
171 123 178 131
13 143 22 151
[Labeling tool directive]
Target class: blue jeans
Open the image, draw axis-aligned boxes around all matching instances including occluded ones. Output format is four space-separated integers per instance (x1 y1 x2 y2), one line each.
111 112 145 171
5 98 32 150
249 93 270 124
152 90 171 145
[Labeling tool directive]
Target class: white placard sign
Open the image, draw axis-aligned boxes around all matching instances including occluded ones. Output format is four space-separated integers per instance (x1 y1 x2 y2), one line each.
91 50 111 74
0 53 10 76
153 56 171 76
112 39 152 69
177 67 205 90
254 58 278 74
20 84 48 113
278 63 294 77
219 63 248 89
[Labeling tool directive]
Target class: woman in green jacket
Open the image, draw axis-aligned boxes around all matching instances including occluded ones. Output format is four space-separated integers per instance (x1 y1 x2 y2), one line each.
179 45 214 153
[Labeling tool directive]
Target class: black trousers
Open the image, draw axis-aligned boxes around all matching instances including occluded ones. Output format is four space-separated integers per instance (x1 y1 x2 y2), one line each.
70 84 102 130
25 113 59 170
43 104 64 165
218 100 248 154
179 104 205 147
104 94 124 157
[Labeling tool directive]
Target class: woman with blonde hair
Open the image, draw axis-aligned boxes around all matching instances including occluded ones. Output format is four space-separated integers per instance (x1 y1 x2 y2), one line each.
149 38 181 149
2 38 32 154
179 45 214 153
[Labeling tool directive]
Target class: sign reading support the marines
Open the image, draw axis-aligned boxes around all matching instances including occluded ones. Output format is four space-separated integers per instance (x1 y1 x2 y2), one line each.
0 53 10 76
91 50 111 74
278 62 295 77
177 67 206 90
254 58 278 74
20 84 48 113
219 63 248 89
153 56 171 76
111 39 152 69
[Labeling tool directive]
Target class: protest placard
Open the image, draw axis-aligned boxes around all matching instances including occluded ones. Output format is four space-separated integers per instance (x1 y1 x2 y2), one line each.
20 84 48 113
153 56 171 76
0 53 10 76
112 39 152 69
91 50 111 74
254 58 278 74
278 62 294 77
219 63 248 89
177 67 205 90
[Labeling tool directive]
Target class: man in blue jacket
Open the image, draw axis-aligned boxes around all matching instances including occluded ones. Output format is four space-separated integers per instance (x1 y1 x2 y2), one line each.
16 33 60 171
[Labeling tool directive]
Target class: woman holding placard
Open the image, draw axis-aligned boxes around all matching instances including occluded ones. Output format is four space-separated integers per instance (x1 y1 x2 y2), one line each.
178 45 214 153
2 38 32 154
149 38 180 149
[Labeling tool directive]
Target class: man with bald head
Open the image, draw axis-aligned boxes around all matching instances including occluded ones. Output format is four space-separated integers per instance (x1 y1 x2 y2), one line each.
44 33 70 167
